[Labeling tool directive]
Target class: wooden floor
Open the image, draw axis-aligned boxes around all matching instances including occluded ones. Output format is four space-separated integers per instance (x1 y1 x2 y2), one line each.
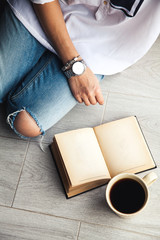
0 37 160 240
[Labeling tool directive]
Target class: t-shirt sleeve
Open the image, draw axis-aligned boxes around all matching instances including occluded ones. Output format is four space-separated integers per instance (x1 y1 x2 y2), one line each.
30 0 55 4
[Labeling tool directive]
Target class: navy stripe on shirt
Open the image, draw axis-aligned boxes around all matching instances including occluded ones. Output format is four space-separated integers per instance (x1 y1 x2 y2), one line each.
110 0 144 17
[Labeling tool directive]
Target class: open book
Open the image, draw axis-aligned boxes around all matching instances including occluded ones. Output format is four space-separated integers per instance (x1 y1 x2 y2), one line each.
50 116 156 198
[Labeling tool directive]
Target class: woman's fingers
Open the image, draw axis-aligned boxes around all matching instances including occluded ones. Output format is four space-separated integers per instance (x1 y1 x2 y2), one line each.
75 89 104 106
68 67 104 106
95 89 104 105
81 92 102 106
76 95 83 103
88 95 97 105
81 95 91 106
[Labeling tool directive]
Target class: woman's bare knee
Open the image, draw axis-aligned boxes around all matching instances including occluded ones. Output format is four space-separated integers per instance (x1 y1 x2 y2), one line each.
14 110 41 137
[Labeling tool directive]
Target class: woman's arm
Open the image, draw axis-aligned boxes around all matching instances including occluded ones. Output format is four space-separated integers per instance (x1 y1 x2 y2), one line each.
33 0 104 105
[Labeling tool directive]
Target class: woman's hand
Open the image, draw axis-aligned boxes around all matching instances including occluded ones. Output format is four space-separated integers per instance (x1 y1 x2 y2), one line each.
68 67 104 106
33 1 104 106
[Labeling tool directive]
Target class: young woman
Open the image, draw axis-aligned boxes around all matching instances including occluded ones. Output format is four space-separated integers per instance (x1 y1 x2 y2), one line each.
0 0 159 138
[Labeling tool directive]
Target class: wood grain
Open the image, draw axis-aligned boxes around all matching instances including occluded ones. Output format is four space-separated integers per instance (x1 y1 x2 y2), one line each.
78 222 160 240
0 137 28 206
0 206 79 240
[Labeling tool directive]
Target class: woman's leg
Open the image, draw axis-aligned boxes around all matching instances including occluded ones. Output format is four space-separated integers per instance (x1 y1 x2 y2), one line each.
1 5 104 138
7 51 104 138
0 3 46 103
7 52 76 138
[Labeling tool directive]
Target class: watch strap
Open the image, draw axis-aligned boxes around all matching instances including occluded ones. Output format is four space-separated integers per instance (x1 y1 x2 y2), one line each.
63 60 86 79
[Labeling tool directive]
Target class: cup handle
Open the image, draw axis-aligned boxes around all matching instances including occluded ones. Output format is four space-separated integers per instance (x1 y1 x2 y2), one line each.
142 172 158 187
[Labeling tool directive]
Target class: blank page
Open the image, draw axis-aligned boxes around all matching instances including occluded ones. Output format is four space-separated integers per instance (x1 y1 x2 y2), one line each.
55 128 110 187
94 116 155 177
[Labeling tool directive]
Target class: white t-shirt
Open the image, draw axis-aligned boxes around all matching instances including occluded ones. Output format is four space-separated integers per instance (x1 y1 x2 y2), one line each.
7 0 160 75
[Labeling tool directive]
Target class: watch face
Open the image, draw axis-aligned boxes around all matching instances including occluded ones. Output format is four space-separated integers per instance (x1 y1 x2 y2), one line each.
72 61 85 75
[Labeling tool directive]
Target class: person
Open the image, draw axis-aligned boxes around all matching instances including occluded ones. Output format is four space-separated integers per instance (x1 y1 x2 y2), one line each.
0 0 160 139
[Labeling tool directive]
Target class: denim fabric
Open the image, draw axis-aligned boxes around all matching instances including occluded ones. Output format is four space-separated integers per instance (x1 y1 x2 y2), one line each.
0 4 104 138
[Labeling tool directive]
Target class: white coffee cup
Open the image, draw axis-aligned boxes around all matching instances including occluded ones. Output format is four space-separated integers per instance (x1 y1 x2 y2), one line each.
106 172 157 218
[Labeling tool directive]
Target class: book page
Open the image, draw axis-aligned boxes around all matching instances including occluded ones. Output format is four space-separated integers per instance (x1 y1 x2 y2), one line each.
94 116 155 177
55 128 111 187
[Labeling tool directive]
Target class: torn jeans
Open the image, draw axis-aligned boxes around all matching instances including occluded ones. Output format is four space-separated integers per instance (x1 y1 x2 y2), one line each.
0 4 104 139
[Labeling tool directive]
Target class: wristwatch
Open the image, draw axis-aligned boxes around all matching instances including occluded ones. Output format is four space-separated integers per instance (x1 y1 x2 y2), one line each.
63 60 86 79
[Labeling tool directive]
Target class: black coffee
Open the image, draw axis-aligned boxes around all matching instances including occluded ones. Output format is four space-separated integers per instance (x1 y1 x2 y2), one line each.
110 178 146 214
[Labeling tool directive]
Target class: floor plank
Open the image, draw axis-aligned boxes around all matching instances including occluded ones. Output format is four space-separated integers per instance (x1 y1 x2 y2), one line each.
0 137 29 206
78 222 160 240
0 206 79 240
